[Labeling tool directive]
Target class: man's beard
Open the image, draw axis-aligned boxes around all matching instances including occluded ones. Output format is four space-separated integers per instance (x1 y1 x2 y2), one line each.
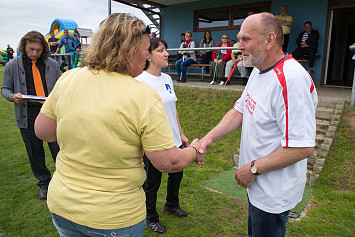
243 48 267 69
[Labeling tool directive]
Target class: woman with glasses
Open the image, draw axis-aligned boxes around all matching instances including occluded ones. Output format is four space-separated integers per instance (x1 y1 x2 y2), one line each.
210 34 233 85
35 13 201 237
200 30 215 74
136 38 189 234
175 31 196 83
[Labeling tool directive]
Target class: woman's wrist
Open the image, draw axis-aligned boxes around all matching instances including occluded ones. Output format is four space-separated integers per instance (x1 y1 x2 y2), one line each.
190 145 198 161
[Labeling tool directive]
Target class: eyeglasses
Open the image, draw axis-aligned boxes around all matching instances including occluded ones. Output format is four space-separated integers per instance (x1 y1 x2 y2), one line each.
185 35 191 37
142 25 151 35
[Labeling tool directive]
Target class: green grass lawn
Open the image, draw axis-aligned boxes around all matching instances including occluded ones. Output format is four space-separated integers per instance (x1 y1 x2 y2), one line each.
0 65 354 236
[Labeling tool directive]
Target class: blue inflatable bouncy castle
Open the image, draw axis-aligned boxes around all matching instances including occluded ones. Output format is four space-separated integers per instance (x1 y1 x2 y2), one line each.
44 18 78 42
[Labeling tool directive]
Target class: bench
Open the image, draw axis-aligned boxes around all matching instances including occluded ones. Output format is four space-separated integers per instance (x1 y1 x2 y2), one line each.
167 54 213 80
166 54 321 81
296 54 321 63
168 54 250 82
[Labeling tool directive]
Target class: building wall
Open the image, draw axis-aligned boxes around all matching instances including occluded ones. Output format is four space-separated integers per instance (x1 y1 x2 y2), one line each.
161 0 329 85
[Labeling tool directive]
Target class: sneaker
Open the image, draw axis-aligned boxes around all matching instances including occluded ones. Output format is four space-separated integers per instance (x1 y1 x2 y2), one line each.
162 205 188 217
147 221 166 234
210 80 215 85
219 81 225 85
308 68 315 73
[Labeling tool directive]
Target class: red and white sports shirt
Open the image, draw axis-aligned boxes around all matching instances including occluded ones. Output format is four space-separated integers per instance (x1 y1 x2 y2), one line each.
234 54 317 214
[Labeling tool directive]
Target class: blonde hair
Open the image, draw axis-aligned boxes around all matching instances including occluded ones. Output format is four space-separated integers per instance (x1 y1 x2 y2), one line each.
85 13 146 74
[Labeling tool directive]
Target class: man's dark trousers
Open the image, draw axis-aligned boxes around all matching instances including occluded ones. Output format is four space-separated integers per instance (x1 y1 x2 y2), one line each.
292 47 317 68
20 104 59 188
143 150 183 222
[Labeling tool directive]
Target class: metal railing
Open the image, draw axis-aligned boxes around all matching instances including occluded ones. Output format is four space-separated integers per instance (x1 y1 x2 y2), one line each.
167 47 239 52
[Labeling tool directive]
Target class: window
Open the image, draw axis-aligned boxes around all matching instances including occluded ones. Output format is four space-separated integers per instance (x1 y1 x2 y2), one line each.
199 10 229 29
194 2 271 32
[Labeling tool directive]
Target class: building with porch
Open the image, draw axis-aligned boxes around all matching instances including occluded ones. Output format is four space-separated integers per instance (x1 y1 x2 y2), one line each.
115 0 355 88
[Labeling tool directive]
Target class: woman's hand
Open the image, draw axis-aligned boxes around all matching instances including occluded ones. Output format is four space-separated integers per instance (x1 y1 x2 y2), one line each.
181 133 189 148
190 138 204 164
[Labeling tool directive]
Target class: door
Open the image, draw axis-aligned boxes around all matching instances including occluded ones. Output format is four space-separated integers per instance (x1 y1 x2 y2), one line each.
325 6 355 87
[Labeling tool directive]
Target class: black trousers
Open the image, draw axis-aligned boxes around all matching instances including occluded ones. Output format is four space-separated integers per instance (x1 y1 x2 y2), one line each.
143 149 184 222
282 34 289 53
292 47 317 68
20 105 59 188
201 52 212 73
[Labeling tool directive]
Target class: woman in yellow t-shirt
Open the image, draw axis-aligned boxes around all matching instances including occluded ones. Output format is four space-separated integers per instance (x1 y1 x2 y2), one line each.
34 13 202 237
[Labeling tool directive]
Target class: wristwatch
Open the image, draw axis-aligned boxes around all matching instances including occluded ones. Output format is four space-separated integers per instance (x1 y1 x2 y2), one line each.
250 160 260 175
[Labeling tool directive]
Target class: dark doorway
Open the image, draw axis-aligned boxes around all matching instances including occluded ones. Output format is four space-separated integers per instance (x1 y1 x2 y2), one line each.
326 7 355 87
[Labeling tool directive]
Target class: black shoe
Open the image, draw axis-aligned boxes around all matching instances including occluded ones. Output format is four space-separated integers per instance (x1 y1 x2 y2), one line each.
38 187 48 200
178 79 186 83
162 205 188 217
225 80 231 86
147 221 166 234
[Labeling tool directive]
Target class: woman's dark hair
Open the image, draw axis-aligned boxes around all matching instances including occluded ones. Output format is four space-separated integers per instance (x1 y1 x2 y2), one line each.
144 38 168 70
18 31 50 59
202 30 213 44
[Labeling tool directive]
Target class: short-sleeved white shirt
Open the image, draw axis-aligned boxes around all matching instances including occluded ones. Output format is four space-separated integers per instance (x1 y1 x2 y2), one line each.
234 54 317 214
136 71 182 147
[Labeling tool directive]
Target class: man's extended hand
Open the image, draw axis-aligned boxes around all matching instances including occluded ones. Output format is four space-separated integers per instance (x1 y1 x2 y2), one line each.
190 138 204 164
196 135 214 165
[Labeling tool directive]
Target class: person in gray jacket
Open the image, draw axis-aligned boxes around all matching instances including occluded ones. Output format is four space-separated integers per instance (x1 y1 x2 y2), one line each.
175 31 196 83
1 31 61 200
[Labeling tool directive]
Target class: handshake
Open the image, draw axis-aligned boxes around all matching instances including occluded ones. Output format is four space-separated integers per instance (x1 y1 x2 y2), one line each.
185 135 213 165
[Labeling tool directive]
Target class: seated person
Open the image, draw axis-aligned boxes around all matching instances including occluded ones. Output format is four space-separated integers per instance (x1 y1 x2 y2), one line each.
222 40 247 86
292 21 319 73
210 34 233 85
175 31 196 83
199 30 215 74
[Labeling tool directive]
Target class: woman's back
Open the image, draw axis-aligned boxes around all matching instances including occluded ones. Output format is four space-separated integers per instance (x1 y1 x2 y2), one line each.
43 67 175 229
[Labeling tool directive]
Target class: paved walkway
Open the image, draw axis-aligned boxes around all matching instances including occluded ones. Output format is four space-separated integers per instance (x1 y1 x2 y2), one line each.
170 75 352 101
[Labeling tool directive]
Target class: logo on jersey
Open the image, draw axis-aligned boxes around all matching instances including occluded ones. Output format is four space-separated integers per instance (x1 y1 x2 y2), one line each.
276 68 282 75
165 84 172 94
245 93 256 115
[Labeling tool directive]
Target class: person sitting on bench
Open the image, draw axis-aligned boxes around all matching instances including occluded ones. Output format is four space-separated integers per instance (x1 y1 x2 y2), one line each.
175 31 196 83
210 34 233 85
292 21 319 73
222 40 247 86
199 30 215 74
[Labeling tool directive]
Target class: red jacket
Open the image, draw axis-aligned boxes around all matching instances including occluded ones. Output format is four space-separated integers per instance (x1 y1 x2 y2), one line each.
212 42 233 61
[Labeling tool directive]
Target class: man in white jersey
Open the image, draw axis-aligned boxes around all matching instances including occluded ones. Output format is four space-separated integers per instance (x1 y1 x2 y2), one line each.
199 13 317 237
